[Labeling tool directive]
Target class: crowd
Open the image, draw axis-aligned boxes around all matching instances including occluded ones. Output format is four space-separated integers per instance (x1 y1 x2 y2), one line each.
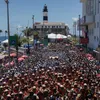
0 42 100 100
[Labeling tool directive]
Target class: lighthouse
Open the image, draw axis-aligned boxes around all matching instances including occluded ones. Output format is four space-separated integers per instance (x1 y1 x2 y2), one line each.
43 4 48 23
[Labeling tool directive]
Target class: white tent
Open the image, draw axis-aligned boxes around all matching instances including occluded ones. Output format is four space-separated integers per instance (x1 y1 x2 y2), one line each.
48 33 56 39
48 33 67 39
56 34 67 39
67 35 71 38
62 35 67 39
56 34 63 39
1 39 8 44
61 34 67 39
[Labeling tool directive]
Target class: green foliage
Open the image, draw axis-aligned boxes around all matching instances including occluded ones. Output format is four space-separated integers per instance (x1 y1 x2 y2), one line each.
22 27 33 36
0 30 2 33
13 34 22 47
3 43 8 50
5 30 7 33
21 37 29 43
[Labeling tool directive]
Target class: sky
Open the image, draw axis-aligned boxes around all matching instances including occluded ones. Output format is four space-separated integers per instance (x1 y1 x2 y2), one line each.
0 0 82 36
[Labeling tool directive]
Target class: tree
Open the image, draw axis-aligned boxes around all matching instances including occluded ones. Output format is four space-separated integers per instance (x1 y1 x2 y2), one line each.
3 43 8 50
0 30 2 36
22 27 33 36
5 30 7 39
13 34 22 47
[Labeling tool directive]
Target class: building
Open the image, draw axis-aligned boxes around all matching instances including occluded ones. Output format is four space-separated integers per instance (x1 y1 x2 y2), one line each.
79 0 100 49
33 4 69 38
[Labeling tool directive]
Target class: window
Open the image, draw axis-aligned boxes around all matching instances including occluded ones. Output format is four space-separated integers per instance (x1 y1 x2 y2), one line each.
91 29 94 35
59 26 61 28
94 23 96 28
97 36 99 41
94 36 96 40
97 22 99 28
35 26 37 29
98 0 99 13
86 0 94 15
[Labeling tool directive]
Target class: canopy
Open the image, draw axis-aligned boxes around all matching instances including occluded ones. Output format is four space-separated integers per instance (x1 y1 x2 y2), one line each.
1 39 8 44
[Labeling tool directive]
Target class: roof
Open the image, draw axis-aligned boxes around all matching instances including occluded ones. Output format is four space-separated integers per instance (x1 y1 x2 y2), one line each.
34 22 67 26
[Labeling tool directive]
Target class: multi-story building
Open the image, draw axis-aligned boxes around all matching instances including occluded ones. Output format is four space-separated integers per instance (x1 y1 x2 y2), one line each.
33 4 69 38
80 0 100 49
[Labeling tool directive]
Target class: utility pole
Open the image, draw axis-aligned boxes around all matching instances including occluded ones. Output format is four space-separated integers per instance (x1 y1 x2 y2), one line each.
79 15 81 44
32 15 34 46
16 27 18 68
5 0 10 67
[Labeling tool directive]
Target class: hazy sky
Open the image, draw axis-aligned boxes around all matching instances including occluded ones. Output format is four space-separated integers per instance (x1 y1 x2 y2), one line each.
0 0 82 35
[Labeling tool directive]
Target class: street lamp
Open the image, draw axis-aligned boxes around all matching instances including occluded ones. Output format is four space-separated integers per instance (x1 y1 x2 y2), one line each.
99 1 100 47
32 15 34 46
5 0 10 66
79 15 81 44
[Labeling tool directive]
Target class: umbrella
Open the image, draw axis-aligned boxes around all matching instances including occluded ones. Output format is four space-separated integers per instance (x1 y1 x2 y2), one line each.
10 53 16 57
21 55 28 59
87 57 94 60
86 53 92 57
97 74 100 78
5 61 14 67
5 63 9 67
10 61 14 66
40 44 44 46
18 57 25 62
65 44 70 46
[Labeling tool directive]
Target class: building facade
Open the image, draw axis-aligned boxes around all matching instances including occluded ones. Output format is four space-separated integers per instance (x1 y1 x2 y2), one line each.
80 0 100 49
33 4 69 38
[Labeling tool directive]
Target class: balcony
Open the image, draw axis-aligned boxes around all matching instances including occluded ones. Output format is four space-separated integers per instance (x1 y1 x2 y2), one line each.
80 15 95 26
80 0 86 3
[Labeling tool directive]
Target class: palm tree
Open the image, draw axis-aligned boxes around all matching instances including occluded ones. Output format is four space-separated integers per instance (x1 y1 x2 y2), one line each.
0 30 2 37
5 30 7 39
22 27 33 36
13 34 22 47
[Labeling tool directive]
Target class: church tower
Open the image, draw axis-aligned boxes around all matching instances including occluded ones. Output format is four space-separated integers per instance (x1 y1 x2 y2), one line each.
43 4 48 23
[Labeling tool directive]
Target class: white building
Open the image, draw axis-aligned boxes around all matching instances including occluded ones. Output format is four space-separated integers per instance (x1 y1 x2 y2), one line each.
33 4 69 38
80 0 100 49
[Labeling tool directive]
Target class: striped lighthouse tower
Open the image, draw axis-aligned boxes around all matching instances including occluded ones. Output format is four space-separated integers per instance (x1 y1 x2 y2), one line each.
43 4 48 23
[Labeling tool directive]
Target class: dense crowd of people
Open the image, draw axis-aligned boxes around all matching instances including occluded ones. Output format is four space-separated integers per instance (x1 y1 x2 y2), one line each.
0 42 100 100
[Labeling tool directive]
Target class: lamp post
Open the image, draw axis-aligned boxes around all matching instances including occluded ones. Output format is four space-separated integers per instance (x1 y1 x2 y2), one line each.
26 27 30 55
79 15 81 44
32 15 34 46
99 1 100 47
5 0 10 66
